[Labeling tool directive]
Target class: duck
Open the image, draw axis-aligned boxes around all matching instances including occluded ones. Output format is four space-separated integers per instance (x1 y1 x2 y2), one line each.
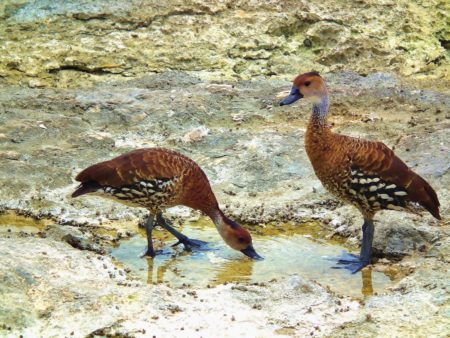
280 72 440 272
72 147 262 260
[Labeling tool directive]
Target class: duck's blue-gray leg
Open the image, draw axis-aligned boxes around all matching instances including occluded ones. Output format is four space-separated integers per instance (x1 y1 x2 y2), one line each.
141 214 157 257
335 219 374 273
156 213 207 251
359 219 374 264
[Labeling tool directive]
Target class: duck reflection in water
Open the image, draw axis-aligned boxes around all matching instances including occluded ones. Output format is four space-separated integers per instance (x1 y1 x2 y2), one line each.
361 268 374 296
211 258 254 286
145 250 255 286
146 258 171 285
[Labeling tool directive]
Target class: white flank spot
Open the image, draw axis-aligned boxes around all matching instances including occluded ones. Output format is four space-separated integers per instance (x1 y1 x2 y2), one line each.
369 185 377 192
387 204 403 211
378 183 386 189
115 193 127 198
378 193 390 199
373 202 381 207
122 188 130 191
372 178 380 183
394 191 407 196
359 178 367 184
369 196 376 201
132 189 145 196
386 184 396 189
349 189 357 195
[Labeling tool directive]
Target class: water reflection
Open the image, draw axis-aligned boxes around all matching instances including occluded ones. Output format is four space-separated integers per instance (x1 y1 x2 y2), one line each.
144 253 256 286
361 268 374 296
146 257 168 284
212 258 254 285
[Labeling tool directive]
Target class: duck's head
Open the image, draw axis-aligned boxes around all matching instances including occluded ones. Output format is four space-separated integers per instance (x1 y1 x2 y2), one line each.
279 71 327 106
216 213 263 260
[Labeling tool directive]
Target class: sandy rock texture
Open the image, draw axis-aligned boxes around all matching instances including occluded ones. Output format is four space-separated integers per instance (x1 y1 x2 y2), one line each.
0 0 449 337
0 0 449 88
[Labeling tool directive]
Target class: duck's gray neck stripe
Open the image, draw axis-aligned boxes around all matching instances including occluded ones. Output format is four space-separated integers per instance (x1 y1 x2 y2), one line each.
312 95 329 119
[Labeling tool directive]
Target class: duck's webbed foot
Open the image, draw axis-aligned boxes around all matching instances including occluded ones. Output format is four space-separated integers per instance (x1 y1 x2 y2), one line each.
332 251 370 273
171 237 208 251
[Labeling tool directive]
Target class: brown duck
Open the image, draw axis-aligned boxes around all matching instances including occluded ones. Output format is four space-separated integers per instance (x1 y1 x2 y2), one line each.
280 72 440 272
72 147 262 260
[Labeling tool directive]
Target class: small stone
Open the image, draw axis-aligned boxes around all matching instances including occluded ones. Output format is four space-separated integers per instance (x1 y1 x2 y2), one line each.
303 38 312 47
28 79 45 88
0 151 20 160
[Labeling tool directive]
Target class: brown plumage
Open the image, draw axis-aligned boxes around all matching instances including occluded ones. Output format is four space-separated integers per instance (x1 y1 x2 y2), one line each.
280 72 440 272
72 147 262 260
306 132 441 220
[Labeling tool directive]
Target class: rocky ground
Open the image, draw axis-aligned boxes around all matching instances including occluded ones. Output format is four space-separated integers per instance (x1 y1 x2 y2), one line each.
1 0 449 87
1 69 448 338
0 1 449 337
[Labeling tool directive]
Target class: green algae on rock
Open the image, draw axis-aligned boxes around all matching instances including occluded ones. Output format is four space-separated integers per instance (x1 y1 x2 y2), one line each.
0 0 449 88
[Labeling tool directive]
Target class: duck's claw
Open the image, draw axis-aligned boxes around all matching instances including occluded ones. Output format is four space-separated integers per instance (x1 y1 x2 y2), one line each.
172 238 209 251
140 248 164 258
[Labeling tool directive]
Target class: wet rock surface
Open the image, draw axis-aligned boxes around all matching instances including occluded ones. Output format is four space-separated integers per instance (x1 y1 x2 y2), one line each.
1 235 364 337
0 0 449 336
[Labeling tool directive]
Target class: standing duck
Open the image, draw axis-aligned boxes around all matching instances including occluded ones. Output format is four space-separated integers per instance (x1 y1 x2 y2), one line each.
72 147 262 260
280 72 440 272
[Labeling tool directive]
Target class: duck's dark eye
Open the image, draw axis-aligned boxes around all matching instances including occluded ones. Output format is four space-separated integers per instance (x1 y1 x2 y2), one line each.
238 237 245 243
304 81 311 87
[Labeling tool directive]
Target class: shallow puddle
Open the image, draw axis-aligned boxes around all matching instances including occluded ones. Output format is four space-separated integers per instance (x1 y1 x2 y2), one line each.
0 212 51 233
112 218 393 298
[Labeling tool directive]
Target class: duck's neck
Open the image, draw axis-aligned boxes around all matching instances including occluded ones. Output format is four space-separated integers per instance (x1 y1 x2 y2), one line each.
207 207 236 243
309 94 329 130
207 208 229 233
208 208 223 227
